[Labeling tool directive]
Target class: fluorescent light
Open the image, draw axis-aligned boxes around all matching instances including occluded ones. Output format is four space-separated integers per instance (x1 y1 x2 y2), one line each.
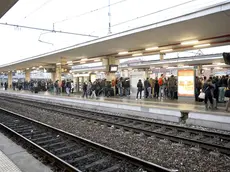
194 44 210 48
145 47 158 51
39 66 43 68
32 67 36 69
118 51 129 55
68 63 73 66
67 61 72 64
132 53 143 57
26 68 29 70
215 67 223 69
94 59 101 62
56 63 61 65
181 40 199 45
167 67 177 69
80 61 86 64
213 62 225 65
160 49 173 53
81 58 88 61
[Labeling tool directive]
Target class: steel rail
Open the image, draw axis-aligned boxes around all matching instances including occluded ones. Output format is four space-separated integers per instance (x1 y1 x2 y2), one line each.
0 107 175 172
1 95 230 155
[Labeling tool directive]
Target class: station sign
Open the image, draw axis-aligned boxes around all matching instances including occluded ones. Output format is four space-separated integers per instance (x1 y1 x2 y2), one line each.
178 69 195 97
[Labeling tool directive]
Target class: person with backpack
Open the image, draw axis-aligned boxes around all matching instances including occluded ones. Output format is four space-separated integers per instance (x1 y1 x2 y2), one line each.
158 74 164 99
168 75 176 100
136 79 143 100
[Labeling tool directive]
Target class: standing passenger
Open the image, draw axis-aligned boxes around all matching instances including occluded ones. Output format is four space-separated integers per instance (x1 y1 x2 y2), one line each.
154 79 160 99
203 79 214 110
136 79 143 100
82 82 88 98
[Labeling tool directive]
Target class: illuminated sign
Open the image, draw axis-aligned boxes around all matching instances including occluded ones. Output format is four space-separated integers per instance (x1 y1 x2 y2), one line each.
178 69 195 97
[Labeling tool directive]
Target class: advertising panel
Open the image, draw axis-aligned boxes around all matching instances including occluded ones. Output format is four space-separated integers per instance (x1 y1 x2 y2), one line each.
178 69 195 97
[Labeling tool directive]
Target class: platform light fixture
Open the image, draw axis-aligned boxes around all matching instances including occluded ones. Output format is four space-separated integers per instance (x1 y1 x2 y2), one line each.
56 63 61 65
81 58 88 61
26 68 29 70
80 61 86 64
160 49 173 53
145 47 158 51
118 51 129 55
181 40 199 45
67 61 72 64
194 44 210 48
32 67 36 69
132 53 143 57
94 59 101 62
39 66 43 68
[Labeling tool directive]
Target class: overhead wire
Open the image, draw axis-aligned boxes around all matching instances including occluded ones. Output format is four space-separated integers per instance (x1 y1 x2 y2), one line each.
111 0 197 27
23 0 54 20
54 0 128 24
88 0 197 35
0 22 99 38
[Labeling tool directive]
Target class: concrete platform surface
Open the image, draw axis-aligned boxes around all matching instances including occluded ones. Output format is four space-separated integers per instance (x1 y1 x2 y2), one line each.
0 132 52 172
0 89 229 115
1 90 230 131
0 151 22 172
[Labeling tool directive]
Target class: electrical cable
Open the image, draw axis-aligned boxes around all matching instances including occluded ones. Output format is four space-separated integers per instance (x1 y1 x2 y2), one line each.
54 0 128 24
0 22 99 38
111 0 197 27
23 0 54 20
88 0 198 35
38 32 54 46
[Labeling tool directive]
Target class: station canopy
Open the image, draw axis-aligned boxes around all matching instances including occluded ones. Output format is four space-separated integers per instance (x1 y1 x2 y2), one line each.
0 1 230 72
0 0 18 19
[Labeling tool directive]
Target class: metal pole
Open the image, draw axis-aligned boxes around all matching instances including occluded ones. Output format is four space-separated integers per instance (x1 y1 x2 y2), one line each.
108 0 112 34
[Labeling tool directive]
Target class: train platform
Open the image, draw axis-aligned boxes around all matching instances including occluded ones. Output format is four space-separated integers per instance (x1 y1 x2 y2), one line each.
0 132 52 172
0 89 230 131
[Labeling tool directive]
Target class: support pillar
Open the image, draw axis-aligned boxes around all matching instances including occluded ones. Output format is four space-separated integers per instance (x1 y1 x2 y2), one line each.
25 70 31 82
51 72 56 82
8 71 12 88
55 65 62 81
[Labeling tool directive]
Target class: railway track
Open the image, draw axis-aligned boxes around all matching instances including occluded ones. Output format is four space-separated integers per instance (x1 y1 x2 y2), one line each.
1 95 230 156
0 107 174 172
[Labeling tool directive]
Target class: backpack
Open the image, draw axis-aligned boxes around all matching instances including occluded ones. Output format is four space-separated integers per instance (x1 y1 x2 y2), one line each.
158 78 163 86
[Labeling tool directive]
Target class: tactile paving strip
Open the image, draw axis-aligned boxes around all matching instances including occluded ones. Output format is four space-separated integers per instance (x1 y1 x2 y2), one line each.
0 151 22 172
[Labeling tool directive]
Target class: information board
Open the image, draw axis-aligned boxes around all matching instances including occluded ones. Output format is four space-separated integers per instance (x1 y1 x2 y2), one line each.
178 69 195 97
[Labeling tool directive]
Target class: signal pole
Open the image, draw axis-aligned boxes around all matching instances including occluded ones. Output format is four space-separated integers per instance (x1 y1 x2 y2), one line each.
108 0 112 34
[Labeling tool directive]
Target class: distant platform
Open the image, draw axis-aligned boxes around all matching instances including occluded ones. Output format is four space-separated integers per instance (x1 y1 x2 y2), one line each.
1 89 230 131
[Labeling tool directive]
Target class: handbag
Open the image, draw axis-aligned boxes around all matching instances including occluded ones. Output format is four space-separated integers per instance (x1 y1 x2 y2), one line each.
198 92 205 99
225 89 230 98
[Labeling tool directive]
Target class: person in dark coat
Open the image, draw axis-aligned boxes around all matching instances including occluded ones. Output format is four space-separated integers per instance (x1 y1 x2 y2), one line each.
154 80 160 99
203 79 214 110
136 79 143 100
4 82 8 90
82 82 88 98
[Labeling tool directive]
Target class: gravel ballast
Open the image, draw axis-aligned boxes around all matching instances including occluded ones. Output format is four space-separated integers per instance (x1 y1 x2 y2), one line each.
0 99 230 172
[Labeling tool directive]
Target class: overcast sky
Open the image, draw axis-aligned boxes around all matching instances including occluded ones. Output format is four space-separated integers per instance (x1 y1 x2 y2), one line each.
0 0 226 65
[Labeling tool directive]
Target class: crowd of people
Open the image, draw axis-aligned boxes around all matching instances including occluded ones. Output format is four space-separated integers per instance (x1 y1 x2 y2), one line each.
1 74 230 111
195 75 230 111
136 74 178 100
